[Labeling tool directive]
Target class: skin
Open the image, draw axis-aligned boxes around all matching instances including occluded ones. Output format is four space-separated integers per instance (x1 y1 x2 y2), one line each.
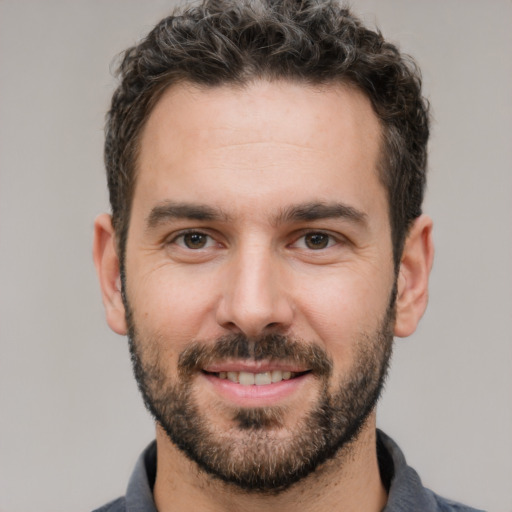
94 80 434 512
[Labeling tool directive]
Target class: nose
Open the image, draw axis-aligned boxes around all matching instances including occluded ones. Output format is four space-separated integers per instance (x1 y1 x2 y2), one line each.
215 243 294 337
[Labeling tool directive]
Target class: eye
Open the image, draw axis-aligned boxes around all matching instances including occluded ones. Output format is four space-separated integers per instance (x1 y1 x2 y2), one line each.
173 231 216 250
293 232 338 250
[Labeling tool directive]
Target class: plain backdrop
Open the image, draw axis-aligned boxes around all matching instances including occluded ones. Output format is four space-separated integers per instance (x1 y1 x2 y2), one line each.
0 1 511 511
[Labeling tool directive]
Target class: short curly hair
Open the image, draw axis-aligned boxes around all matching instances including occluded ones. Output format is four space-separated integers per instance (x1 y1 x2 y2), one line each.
105 0 429 269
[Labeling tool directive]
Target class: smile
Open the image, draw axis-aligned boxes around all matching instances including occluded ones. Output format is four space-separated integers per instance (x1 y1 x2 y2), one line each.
200 362 314 405
205 370 306 386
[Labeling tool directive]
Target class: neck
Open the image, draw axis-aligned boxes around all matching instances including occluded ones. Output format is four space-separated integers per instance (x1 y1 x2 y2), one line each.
153 413 387 512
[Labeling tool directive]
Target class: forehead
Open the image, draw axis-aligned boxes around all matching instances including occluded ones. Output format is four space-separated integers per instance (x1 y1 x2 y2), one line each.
134 80 386 225
139 79 381 164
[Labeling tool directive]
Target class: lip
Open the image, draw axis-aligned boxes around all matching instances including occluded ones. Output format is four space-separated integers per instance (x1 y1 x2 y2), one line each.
202 360 308 373
201 371 312 407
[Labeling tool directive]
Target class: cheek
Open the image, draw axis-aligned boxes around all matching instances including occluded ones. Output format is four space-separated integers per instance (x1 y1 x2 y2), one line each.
294 268 393 360
127 264 221 349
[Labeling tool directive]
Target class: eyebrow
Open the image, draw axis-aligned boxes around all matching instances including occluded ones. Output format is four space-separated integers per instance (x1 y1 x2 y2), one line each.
146 201 230 228
276 201 367 226
145 200 367 230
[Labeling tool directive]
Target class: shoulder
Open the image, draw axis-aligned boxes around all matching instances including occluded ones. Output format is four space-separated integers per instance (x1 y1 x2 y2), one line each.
91 496 126 512
377 430 486 512
431 492 486 512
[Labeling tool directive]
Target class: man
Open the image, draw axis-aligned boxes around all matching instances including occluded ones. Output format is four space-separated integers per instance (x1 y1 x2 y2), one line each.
92 1 482 510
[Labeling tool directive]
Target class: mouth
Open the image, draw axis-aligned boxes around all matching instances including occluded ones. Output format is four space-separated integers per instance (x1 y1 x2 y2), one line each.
203 369 310 386
200 363 314 407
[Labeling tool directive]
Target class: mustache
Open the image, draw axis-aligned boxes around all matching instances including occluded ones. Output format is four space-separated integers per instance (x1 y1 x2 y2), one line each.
178 333 333 378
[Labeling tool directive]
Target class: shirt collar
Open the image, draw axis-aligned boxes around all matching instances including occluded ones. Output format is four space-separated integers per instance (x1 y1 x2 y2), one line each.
125 441 157 512
378 429 445 511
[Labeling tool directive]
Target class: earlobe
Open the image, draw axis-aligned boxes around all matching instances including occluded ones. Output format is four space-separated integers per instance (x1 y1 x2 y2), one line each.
92 213 128 335
394 214 434 338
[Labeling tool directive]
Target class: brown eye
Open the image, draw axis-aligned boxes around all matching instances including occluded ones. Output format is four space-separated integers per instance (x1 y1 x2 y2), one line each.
182 232 209 249
304 232 330 250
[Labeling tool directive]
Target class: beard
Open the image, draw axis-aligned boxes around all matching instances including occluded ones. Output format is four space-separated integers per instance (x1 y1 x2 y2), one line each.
125 295 395 494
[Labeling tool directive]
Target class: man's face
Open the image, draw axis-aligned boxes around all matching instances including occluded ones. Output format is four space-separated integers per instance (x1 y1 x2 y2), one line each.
122 81 396 490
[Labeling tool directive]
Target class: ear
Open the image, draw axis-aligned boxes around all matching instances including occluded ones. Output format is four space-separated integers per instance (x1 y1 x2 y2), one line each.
394 214 434 338
92 213 127 335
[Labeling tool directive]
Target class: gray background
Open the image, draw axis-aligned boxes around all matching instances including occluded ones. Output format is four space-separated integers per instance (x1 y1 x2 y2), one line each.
0 1 511 511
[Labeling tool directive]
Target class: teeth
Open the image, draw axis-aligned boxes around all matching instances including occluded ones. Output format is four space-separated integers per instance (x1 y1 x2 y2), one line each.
271 370 283 383
254 372 272 385
239 371 255 386
216 370 297 386
226 371 238 383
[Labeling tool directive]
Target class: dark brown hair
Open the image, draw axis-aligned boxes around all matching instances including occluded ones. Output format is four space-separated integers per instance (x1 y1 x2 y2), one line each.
105 0 429 268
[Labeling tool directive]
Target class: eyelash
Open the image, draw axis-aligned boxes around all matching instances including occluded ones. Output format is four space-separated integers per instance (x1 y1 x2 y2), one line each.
291 231 340 250
168 230 343 251
170 230 218 250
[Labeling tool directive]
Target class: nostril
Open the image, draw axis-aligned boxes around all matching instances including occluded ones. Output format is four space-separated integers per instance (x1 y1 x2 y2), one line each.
215 287 294 337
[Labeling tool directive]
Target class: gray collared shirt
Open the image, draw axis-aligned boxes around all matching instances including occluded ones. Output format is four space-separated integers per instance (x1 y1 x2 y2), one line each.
92 430 485 511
